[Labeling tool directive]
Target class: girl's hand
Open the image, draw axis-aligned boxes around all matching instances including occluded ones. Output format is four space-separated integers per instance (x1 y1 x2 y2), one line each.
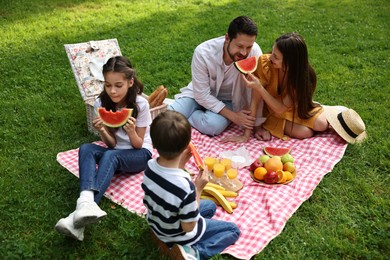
242 73 262 89
123 117 136 134
93 117 105 132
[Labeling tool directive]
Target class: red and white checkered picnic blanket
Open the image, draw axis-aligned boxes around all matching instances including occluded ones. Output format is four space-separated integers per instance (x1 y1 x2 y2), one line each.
56 124 347 259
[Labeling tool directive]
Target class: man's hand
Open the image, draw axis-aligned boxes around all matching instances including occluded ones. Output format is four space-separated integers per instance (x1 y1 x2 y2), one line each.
232 110 255 129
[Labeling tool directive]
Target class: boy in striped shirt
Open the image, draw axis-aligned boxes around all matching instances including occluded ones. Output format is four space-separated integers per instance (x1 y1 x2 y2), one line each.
142 111 240 259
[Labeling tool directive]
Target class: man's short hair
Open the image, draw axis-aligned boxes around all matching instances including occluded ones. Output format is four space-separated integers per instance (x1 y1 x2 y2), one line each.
228 16 258 39
150 111 191 160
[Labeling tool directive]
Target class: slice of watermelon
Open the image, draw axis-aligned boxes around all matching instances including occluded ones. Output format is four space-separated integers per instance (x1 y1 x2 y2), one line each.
234 56 258 74
98 108 133 128
188 142 205 170
263 146 291 157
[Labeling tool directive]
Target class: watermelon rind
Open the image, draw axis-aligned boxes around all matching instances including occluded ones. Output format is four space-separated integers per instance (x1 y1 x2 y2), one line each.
263 146 291 157
98 108 133 128
234 56 258 74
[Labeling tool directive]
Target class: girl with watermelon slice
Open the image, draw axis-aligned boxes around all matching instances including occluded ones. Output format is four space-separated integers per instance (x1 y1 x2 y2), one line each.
226 33 329 142
55 56 153 241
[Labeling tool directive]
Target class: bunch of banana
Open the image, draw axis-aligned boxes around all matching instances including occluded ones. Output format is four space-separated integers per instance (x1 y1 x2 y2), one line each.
201 182 238 214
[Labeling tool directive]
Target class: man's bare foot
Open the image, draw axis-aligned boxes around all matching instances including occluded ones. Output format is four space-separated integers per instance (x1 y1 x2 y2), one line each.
254 127 271 141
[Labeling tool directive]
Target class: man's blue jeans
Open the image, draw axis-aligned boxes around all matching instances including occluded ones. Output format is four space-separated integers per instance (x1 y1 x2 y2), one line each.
168 97 233 136
195 200 241 259
78 143 152 203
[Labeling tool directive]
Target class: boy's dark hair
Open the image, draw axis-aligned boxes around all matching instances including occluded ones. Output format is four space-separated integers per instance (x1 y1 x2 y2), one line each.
228 16 258 40
150 111 191 160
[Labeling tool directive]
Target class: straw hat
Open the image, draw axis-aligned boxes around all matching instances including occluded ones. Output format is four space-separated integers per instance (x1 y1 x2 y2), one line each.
323 106 367 144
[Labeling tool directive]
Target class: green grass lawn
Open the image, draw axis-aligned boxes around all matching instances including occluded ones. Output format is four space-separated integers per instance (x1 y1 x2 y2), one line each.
0 0 389 259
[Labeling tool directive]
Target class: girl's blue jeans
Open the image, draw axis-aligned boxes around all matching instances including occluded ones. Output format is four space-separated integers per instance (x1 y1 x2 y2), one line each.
168 97 233 136
195 200 241 259
78 143 152 203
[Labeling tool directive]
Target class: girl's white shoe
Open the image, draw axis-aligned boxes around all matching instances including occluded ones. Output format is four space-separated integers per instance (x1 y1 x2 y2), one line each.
73 199 107 228
55 212 85 241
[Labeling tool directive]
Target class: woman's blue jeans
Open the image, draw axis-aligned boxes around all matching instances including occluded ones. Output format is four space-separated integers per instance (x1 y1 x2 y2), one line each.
78 143 152 203
195 200 241 259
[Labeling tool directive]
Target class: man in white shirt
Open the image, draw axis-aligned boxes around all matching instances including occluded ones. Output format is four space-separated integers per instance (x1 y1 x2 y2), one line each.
169 16 265 136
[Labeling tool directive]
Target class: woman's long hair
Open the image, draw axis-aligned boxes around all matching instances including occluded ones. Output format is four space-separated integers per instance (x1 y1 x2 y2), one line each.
276 33 319 119
99 56 144 118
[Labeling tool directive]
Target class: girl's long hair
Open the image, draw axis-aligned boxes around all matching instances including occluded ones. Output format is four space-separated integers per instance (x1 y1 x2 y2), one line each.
99 56 144 118
276 33 319 119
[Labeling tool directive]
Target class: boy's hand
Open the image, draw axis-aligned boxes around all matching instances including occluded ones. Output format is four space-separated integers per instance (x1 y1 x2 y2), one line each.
194 169 209 191
179 146 192 169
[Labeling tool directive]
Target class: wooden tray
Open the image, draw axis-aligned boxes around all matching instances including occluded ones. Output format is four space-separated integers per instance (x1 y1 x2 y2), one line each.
208 175 243 192
185 168 243 192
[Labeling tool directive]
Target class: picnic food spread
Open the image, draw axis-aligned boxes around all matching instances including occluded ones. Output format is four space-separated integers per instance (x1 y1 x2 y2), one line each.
250 147 297 184
98 108 133 128
234 56 258 74
198 147 297 213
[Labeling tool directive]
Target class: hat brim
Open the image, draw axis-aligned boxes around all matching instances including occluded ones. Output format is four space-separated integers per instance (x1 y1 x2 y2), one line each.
323 106 366 144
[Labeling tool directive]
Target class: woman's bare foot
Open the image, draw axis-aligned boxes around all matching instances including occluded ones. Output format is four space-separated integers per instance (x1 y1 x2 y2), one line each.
254 126 271 141
220 135 250 143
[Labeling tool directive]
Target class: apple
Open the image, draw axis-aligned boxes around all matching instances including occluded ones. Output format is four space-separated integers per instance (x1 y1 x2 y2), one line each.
283 162 296 172
263 171 279 184
281 154 294 164
259 155 270 164
250 159 263 172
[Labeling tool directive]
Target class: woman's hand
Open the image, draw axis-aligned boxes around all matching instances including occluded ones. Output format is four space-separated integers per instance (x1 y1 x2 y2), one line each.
242 73 262 89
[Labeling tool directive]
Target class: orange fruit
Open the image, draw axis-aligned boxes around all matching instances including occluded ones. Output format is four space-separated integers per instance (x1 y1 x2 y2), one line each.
276 170 287 183
254 167 267 181
284 171 293 181
264 157 283 172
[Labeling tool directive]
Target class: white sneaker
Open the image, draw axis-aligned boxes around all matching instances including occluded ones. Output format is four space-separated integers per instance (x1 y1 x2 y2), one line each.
55 212 84 241
73 199 107 228
169 244 200 260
